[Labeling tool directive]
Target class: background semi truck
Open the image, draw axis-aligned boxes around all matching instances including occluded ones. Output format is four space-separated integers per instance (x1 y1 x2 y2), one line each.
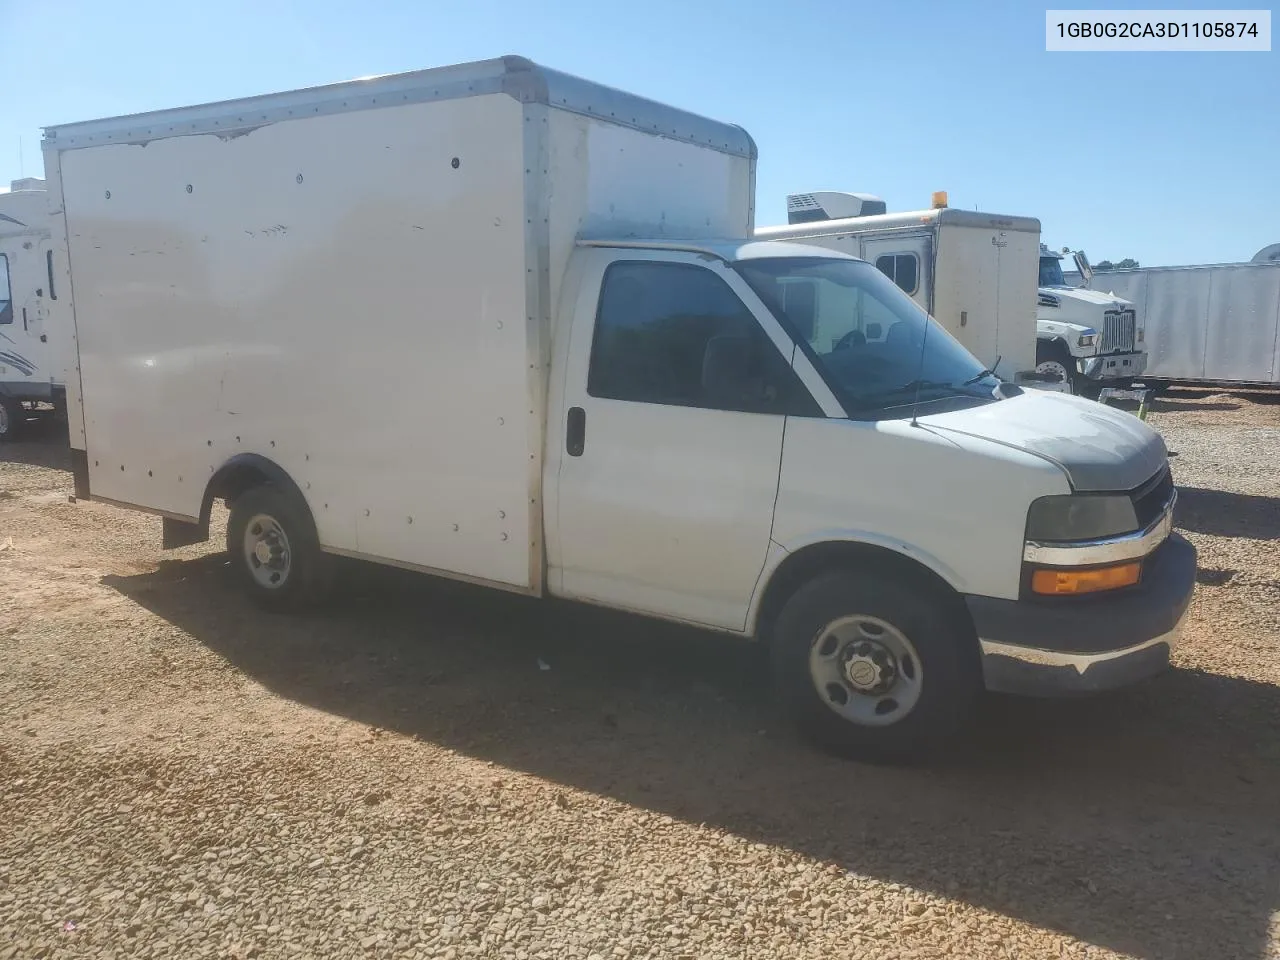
44 56 1194 762
1036 245 1148 395
0 177 65 437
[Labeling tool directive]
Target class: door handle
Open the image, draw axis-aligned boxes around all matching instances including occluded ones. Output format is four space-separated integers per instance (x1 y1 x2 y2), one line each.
566 406 585 457
22 308 28 331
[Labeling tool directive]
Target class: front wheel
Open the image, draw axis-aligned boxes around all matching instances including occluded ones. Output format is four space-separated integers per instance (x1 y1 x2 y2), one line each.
771 571 979 763
226 485 329 610
1034 341 1083 395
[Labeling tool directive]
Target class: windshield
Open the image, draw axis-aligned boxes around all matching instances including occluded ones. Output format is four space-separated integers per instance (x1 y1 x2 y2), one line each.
734 257 1000 417
1039 255 1067 287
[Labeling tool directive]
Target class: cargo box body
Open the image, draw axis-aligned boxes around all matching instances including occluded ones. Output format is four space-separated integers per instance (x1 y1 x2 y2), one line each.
44 56 755 593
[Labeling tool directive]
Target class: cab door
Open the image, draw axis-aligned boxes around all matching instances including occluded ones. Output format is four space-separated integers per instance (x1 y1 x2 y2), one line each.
546 247 820 631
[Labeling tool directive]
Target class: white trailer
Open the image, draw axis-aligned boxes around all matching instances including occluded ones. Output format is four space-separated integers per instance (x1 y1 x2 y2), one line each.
0 178 66 437
756 193 1045 390
46 56 1194 762
1082 261 1280 385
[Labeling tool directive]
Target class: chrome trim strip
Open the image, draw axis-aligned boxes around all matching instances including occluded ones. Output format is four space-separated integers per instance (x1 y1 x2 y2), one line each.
979 624 1182 677
1023 489 1175 567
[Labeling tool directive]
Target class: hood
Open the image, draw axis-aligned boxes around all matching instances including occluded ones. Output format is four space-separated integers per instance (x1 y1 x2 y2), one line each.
922 391 1167 492
1041 285 1131 309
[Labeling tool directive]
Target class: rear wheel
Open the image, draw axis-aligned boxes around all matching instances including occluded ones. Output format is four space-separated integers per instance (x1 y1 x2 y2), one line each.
771 570 979 763
0 396 24 440
226 485 328 610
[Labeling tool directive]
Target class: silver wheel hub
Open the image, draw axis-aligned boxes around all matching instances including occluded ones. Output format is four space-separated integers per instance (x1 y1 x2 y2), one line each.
841 641 897 693
809 615 924 727
1036 360 1069 380
242 514 292 589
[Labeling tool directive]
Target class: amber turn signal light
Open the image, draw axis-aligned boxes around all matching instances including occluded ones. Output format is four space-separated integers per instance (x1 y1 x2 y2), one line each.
1031 562 1141 596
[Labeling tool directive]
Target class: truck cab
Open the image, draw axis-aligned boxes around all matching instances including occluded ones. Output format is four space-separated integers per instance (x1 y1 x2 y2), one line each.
1036 245 1148 394
546 237 1194 759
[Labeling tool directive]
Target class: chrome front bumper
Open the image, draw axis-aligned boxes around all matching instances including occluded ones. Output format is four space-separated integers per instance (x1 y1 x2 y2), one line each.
978 617 1184 696
1081 351 1148 380
966 533 1197 697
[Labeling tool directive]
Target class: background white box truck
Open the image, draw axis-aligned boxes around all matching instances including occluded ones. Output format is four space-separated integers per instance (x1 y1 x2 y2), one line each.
45 56 1195 761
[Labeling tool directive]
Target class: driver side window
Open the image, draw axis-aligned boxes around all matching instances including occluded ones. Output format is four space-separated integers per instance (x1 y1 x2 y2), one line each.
587 260 821 417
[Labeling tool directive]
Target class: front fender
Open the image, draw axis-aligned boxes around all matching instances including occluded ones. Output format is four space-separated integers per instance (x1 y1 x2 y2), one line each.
746 531 965 636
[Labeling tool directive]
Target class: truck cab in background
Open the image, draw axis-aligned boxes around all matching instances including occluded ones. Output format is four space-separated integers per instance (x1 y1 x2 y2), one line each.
1036 244 1147 395
0 178 65 438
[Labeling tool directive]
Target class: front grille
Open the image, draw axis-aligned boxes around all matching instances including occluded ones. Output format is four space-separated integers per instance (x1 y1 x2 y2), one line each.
1102 309 1137 352
1131 467 1174 529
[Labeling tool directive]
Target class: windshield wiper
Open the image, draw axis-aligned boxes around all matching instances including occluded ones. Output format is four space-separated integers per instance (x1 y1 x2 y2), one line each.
857 379 962 404
962 356 1002 386
853 377 998 413
962 369 998 386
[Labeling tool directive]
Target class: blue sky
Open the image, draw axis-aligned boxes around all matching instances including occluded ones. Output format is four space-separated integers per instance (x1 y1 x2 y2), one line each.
1 0 1275 266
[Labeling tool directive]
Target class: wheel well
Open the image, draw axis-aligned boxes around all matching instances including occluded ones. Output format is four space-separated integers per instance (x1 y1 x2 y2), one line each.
754 541 973 643
174 454 315 546
1037 336 1072 359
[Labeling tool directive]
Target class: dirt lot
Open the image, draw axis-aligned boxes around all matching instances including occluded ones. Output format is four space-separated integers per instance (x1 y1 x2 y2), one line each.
2 390 1279 960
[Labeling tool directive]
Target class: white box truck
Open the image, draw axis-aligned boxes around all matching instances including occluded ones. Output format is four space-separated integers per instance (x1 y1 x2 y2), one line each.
44 57 1195 761
0 178 66 438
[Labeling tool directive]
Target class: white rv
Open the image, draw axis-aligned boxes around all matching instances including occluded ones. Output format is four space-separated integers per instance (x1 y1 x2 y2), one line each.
1036 245 1148 394
0 178 64 437
757 192 1044 390
45 56 1194 762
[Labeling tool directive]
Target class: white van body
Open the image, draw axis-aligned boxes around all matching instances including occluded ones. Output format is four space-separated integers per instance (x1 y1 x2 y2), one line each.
757 204 1044 389
0 179 65 436
45 57 1195 760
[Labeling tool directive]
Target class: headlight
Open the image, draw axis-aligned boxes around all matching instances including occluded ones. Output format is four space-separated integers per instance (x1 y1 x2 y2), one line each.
1077 331 1099 347
1026 494 1139 542
1137 327 1145 343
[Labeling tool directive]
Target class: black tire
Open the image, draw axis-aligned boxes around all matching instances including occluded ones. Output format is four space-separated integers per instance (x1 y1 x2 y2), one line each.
771 570 980 764
0 395 25 440
226 484 329 611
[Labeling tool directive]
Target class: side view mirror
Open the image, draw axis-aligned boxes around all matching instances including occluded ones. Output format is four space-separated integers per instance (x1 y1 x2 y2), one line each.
1073 250 1093 286
701 335 759 405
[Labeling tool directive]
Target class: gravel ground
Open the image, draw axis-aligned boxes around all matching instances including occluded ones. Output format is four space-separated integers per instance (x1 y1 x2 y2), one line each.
2 390 1279 960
